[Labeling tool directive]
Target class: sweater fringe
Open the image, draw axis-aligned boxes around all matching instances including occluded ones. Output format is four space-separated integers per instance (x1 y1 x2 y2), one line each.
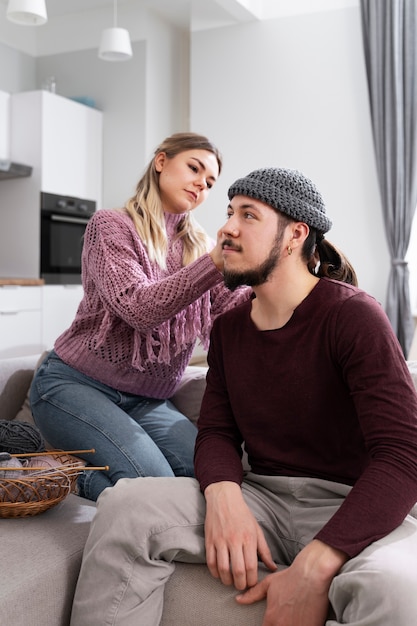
130 293 212 369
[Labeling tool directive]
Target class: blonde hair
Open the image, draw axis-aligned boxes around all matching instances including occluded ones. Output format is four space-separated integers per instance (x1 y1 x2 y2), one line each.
124 132 222 269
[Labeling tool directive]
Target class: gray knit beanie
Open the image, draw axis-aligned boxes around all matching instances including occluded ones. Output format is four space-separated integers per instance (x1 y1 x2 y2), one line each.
227 167 332 233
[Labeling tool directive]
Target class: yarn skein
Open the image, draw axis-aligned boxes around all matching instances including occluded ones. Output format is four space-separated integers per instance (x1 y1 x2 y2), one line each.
26 456 63 471
0 421 45 454
0 452 24 478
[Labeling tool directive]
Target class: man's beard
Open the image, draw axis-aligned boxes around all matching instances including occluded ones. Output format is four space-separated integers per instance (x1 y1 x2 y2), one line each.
223 232 283 291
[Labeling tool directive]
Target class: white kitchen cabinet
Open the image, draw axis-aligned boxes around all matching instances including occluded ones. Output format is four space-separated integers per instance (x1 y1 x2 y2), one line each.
0 286 42 358
41 285 83 351
10 90 102 204
0 90 102 281
0 285 84 357
0 90 10 162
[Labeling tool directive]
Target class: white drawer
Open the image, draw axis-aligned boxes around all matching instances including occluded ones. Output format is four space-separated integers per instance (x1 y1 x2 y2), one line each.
0 286 42 313
0 309 42 358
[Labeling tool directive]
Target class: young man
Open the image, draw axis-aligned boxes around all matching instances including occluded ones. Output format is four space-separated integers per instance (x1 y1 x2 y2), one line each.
70 168 417 626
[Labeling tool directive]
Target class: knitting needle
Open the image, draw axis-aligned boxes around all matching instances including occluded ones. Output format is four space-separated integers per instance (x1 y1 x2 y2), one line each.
0 465 109 472
10 449 96 458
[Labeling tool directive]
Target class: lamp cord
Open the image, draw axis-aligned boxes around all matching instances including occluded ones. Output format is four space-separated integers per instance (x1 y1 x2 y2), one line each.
113 0 118 27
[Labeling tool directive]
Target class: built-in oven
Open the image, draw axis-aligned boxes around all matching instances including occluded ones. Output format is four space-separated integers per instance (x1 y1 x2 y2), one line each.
40 192 96 284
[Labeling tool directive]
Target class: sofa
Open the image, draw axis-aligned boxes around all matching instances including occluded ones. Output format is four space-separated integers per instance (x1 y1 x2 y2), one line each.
2 355 417 626
0 353 268 626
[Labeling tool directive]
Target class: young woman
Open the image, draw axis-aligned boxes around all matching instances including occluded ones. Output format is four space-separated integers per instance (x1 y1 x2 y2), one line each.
30 132 249 501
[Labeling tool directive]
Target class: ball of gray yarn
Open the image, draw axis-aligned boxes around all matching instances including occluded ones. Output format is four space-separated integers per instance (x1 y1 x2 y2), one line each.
0 420 45 454
0 453 23 478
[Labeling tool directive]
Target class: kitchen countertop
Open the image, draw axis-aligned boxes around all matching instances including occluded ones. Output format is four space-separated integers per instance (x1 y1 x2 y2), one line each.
0 278 45 286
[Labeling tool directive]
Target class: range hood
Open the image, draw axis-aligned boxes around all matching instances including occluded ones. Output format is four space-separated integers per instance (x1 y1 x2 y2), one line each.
0 159 33 180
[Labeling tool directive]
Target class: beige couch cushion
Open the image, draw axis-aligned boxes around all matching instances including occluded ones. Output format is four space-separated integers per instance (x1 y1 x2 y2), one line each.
0 494 96 626
407 360 417 391
171 365 208 425
162 563 268 626
14 352 48 426
0 355 41 422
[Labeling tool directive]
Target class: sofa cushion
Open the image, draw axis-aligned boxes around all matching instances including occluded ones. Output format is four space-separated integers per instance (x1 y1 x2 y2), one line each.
170 365 208 426
0 494 96 626
0 355 40 422
14 352 48 427
162 562 269 626
407 360 417 391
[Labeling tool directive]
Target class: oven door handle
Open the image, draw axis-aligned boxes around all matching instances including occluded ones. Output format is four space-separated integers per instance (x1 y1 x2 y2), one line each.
49 214 91 225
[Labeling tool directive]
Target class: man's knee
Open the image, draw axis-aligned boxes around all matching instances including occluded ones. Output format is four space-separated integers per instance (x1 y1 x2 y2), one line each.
97 476 200 522
330 525 417 623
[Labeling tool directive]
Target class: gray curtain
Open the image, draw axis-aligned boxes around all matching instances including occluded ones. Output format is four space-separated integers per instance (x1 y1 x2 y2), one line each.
360 0 417 356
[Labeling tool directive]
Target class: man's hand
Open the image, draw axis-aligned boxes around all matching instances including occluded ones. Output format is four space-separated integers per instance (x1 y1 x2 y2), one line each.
204 481 277 590
236 539 348 626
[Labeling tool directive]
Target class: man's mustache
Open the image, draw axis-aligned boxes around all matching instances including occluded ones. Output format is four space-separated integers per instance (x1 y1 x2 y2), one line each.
222 239 242 252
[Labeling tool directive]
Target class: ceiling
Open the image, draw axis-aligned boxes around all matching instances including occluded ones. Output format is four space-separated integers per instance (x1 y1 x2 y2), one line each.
44 0 203 17
0 0 261 31
0 1 360 34
44 0 198 24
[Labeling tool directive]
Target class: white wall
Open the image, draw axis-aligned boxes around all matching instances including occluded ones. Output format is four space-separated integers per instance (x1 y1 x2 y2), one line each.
0 42 37 92
144 14 190 154
190 5 389 305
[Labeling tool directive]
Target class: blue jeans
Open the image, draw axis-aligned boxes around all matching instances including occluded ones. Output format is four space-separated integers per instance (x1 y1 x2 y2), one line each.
29 351 198 502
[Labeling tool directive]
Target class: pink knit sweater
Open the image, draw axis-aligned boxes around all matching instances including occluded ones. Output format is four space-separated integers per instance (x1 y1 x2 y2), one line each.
55 209 249 398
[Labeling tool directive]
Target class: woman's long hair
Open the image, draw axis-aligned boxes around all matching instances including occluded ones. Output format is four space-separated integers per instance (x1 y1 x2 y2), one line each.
124 132 222 269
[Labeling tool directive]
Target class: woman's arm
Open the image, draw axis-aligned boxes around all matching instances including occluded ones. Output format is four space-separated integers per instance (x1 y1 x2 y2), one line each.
84 210 225 331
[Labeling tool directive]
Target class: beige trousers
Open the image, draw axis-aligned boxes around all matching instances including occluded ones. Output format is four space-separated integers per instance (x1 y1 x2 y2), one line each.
70 474 417 626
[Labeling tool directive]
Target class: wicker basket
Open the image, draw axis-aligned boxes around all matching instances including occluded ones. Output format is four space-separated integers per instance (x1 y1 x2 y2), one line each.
0 452 88 518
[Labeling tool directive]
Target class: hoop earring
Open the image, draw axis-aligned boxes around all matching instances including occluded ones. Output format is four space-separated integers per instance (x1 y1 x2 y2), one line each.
287 245 292 256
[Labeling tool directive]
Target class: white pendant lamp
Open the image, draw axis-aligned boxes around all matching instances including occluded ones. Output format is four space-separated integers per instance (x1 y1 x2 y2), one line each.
98 0 132 62
7 0 48 26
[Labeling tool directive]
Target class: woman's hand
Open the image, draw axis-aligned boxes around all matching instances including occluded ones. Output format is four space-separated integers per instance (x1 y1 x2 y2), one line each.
236 539 348 626
209 228 225 272
204 481 277 590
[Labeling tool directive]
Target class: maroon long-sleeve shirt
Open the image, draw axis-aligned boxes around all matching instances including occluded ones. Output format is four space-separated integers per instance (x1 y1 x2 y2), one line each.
194 278 417 557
